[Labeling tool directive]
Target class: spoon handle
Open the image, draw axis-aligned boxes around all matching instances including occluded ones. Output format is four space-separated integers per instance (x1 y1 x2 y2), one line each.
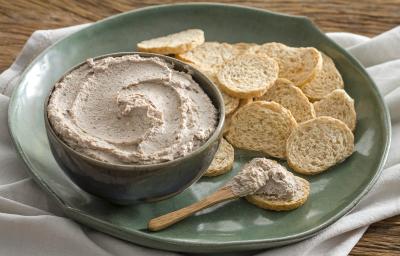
148 187 237 231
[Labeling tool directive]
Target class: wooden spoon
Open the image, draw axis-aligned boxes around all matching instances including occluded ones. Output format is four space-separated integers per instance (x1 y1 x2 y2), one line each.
148 186 238 231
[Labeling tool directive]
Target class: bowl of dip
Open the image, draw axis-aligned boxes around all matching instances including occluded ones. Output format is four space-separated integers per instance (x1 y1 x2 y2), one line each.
44 52 224 204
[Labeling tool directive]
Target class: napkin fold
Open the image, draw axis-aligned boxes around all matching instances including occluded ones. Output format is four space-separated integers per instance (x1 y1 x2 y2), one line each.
0 24 399 256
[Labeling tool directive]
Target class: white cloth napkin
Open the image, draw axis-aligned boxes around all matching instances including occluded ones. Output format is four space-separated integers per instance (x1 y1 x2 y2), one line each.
0 24 399 256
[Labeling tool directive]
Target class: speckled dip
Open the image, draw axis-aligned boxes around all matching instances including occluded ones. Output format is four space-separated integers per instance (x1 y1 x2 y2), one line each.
44 52 225 204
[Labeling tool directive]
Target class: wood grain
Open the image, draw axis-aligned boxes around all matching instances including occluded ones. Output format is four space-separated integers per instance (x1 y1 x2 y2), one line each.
1 0 400 72
148 187 237 231
1 0 400 254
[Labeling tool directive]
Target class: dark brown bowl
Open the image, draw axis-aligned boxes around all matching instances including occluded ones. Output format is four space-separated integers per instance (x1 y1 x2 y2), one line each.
44 52 225 204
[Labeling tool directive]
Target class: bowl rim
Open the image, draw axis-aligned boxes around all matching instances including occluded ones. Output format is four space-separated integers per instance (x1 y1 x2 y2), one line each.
44 51 225 170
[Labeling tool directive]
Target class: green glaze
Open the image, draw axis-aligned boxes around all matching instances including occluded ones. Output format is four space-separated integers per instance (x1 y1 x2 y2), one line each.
8 3 390 253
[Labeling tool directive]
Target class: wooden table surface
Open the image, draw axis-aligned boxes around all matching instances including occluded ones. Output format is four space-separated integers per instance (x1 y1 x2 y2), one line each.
1 0 399 255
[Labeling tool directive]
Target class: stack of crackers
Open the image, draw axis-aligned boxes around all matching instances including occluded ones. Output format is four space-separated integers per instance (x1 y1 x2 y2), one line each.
137 29 356 179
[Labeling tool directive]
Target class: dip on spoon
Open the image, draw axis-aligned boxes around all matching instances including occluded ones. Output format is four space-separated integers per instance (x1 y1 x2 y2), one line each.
148 158 310 231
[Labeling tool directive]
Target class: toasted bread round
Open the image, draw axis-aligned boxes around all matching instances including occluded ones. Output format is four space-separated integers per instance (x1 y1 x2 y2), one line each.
176 42 239 73
232 43 259 54
223 113 233 136
225 101 298 159
222 98 253 136
287 116 354 175
204 138 234 177
301 52 344 101
238 97 253 107
222 92 240 115
179 43 261 77
206 74 240 115
137 29 205 55
313 89 356 131
217 54 279 98
257 78 315 123
221 91 239 115
246 177 310 211
256 42 322 87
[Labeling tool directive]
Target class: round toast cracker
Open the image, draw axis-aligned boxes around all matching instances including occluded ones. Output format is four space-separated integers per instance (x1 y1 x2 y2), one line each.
206 74 240 115
256 42 322 87
221 91 239 115
238 97 254 107
223 113 233 136
313 89 356 131
287 116 354 175
246 177 310 211
217 54 279 98
225 101 298 159
176 42 240 73
222 92 240 115
301 52 344 101
223 98 253 136
232 43 259 54
137 29 205 55
257 78 315 123
204 138 234 177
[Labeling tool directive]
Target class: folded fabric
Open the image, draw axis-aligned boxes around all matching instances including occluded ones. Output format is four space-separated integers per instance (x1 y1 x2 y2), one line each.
0 24 399 256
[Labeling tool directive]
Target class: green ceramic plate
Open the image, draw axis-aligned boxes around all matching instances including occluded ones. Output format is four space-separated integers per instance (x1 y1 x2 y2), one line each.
8 3 390 253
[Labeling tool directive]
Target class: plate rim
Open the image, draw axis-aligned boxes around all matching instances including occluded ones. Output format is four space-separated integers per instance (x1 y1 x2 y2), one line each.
8 2 392 252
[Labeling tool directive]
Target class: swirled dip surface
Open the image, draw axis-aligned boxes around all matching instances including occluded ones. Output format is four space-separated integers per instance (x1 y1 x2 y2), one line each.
48 55 218 164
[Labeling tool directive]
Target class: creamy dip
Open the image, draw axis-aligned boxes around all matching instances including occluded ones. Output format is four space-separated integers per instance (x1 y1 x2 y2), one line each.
47 55 218 164
228 158 302 200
